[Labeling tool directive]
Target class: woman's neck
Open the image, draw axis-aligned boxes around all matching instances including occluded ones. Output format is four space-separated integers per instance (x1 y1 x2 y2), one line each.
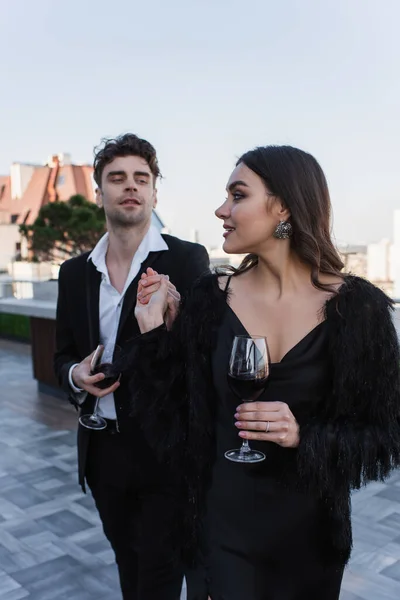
247 246 312 299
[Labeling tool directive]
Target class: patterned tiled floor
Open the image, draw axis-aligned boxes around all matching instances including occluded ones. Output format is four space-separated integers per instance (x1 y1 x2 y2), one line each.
1 339 400 599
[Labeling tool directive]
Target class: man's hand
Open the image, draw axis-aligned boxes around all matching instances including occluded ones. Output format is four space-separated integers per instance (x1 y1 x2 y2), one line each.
71 349 120 398
136 268 181 331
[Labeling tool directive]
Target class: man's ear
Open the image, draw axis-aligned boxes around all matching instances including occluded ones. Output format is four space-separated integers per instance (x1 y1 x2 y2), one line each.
95 188 103 208
152 188 158 209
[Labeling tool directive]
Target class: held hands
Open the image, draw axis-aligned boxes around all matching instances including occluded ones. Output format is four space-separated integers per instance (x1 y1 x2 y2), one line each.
235 401 300 448
134 268 181 332
71 348 120 398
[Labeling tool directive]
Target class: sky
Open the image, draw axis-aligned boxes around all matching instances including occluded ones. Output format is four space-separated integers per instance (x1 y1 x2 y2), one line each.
1 0 400 248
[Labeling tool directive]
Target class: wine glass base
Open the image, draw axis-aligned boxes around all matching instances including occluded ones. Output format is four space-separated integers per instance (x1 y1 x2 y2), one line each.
79 415 107 431
225 449 266 463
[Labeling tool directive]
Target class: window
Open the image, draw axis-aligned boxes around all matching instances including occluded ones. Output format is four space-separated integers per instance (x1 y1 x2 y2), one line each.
57 175 65 185
10 214 18 224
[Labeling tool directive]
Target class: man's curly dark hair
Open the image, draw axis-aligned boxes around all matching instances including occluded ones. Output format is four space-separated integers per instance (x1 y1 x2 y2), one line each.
93 133 161 187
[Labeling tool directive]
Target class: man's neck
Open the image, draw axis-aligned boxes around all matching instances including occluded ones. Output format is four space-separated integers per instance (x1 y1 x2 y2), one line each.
106 222 150 267
104 222 151 294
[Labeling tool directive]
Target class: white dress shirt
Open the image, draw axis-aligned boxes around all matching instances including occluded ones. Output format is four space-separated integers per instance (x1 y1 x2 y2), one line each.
69 225 168 420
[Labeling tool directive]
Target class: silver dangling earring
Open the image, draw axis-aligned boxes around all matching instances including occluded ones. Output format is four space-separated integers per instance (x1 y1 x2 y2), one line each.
273 220 293 239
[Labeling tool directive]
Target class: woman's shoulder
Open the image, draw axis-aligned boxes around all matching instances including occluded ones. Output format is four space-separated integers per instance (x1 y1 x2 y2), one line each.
341 274 393 303
192 270 220 290
330 274 395 318
180 271 228 343
192 269 231 293
183 271 227 310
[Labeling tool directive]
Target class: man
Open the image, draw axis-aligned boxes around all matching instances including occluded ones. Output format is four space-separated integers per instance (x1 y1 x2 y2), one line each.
54 133 209 600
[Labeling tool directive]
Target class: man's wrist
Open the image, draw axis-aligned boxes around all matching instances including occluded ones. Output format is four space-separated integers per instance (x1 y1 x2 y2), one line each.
68 364 83 392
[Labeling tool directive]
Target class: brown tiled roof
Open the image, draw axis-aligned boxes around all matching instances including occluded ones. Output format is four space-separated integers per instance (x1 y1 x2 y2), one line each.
17 167 50 225
0 161 95 225
56 165 95 202
81 166 96 200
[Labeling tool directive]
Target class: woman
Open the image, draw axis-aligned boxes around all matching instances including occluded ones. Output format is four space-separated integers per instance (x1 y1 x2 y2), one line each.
128 145 400 600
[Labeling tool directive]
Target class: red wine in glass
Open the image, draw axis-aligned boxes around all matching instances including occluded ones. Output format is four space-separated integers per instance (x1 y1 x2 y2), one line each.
79 344 121 431
227 374 268 402
92 363 120 390
225 335 270 463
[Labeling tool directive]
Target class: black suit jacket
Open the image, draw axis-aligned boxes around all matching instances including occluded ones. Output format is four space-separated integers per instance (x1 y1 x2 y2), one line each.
54 233 209 490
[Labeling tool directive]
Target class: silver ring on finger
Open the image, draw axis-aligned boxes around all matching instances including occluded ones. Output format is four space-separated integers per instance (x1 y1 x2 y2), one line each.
265 421 270 433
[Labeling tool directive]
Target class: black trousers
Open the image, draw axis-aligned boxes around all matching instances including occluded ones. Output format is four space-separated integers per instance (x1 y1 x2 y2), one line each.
85 425 183 600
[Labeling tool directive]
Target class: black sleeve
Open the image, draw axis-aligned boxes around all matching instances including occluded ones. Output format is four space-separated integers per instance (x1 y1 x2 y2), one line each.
53 262 82 405
121 284 214 558
297 284 400 497
116 274 225 556
125 317 189 461
122 272 215 463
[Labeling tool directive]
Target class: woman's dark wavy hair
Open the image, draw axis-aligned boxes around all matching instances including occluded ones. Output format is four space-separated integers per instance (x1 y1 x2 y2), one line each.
93 133 161 187
230 145 344 291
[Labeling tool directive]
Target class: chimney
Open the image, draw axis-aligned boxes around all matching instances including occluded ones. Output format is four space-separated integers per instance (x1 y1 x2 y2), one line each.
47 155 60 203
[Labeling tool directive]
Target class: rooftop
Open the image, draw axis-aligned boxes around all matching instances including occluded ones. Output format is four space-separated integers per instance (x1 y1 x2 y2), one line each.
0 155 95 226
1 338 400 599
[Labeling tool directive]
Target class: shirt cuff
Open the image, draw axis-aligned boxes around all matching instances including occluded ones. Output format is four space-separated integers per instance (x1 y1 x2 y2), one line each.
68 364 88 404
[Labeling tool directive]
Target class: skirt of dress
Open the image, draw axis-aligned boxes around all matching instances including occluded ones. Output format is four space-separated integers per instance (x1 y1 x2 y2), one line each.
185 461 345 600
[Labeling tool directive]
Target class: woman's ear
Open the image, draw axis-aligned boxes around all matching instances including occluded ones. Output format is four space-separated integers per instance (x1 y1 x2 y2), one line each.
275 198 291 222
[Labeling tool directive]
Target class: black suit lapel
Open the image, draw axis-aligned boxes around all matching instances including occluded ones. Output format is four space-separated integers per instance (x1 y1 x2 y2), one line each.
85 260 101 350
116 250 165 341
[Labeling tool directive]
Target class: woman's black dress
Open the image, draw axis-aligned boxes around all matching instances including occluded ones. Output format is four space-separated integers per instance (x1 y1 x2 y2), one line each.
186 302 345 600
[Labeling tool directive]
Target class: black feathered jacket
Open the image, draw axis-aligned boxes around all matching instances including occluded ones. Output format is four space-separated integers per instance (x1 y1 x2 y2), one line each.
127 272 400 564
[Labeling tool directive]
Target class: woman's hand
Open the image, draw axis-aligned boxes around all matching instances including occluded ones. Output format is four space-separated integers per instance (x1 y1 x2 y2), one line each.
135 268 181 331
234 401 300 448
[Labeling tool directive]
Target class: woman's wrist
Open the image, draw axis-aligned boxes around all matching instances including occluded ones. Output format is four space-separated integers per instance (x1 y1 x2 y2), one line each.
138 312 165 333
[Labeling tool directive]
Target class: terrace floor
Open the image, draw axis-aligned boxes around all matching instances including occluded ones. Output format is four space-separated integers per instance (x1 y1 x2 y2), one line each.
1 338 400 600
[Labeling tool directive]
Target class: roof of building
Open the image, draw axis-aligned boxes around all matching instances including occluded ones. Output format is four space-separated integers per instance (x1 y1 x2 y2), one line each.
0 156 96 225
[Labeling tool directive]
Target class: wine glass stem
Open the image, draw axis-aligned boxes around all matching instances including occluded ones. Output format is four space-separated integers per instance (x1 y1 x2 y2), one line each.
92 397 100 417
240 439 251 453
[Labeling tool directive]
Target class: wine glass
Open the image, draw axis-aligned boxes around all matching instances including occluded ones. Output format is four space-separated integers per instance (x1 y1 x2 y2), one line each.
79 345 121 431
225 335 270 463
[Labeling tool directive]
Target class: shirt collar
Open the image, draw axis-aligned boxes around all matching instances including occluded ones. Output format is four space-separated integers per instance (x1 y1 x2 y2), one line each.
87 232 109 274
87 226 168 277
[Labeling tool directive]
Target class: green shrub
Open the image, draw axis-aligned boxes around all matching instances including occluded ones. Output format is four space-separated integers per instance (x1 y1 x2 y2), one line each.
0 313 31 341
